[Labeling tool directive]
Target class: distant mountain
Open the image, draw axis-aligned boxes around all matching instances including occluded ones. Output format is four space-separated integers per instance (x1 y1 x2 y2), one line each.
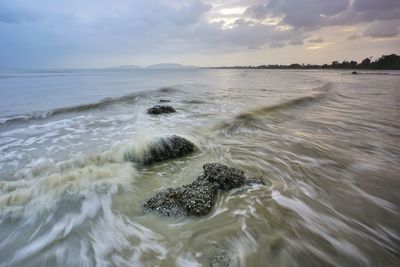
106 65 143 69
146 63 197 69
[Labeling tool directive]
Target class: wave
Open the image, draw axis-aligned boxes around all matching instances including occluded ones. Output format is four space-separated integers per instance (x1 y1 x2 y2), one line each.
0 93 139 125
0 87 181 126
0 74 76 79
219 83 331 132
182 99 208 104
0 133 195 265
237 94 324 120
0 134 196 215
158 86 180 93
0 69 94 80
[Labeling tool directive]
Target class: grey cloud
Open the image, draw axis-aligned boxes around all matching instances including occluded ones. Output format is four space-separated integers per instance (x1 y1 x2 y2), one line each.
0 0 215 67
266 0 349 28
2 0 305 67
1 0 399 68
172 1 212 25
232 18 251 26
353 0 400 12
244 0 400 30
169 15 309 53
308 37 324 43
244 3 269 20
289 39 304 46
269 42 285 48
363 20 400 38
354 0 400 21
348 34 361 40
117 1 211 27
329 0 400 25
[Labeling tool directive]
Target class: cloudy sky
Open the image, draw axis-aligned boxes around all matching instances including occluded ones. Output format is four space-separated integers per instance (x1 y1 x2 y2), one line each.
0 0 399 68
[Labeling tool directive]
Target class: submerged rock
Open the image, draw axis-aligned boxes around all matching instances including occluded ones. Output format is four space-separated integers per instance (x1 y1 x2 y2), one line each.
144 163 264 217
147 105 175 115
125 135 195 165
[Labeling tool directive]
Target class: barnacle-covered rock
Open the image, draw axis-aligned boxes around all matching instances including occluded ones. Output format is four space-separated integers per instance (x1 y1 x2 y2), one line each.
144 163 264 217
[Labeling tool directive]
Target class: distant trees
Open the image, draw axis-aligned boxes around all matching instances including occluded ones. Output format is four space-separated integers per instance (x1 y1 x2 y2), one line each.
288 63 301 69
360 57 371 67
349 60 357 68
260 53 400 69
325 60 358 69
211 53 400 70
320 54 400 69
327 54 400 69
370 54 400 69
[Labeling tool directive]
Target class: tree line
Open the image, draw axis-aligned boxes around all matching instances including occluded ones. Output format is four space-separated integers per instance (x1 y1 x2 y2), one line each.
211 53 400 70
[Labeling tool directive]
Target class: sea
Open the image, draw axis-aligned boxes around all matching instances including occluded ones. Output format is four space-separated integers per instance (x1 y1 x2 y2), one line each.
0 68 399 266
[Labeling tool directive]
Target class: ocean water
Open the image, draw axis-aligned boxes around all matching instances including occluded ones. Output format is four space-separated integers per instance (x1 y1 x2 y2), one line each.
0 69 399 266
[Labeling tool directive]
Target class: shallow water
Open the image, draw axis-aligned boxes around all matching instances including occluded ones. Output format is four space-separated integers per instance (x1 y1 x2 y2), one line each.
0 69 399 266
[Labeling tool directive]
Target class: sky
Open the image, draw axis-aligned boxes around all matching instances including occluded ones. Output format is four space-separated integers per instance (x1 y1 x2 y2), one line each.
0 0 399 68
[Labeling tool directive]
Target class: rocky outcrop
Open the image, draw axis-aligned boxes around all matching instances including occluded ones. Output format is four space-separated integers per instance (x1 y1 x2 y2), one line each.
147 105 175 115
126 135 195 165
144 163 264 217
210 252 232 267
144 178 219 216
202 162 246 190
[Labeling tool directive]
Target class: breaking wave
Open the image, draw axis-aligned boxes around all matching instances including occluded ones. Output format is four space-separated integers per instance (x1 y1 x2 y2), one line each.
0 134 196 216
0 86 181 126
218 83 332 132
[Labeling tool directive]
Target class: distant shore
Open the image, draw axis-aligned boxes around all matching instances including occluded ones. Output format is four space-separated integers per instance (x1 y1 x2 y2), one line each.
205 66 400 70
206 53 400 71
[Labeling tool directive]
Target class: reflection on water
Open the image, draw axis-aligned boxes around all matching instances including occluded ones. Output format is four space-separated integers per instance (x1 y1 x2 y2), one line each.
0 69 399 266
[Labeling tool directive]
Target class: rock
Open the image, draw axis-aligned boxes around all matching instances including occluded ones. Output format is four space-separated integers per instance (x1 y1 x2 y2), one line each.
352 71 358 75
159 99 171 103
147 105 175 115
203 163 246 190
144 188 184 216
144 178 219 216
210 252 232 267
144 163 264 217
143 135 195 165
132 135 195 165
